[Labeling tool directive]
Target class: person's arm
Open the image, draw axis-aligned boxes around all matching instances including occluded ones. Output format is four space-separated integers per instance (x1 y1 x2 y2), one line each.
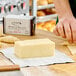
54 0 73 19
53 0 76 43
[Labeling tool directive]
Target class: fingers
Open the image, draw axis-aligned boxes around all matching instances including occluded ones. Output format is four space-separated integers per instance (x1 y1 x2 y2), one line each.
53 17 76 43
53 27 60 36
63 21 72 43
53 21 65 37
54 20 72 43
70 22 76 43
57 22 65 38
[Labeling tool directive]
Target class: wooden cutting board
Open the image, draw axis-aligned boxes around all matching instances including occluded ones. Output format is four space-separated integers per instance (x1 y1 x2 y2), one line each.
0 29 76 76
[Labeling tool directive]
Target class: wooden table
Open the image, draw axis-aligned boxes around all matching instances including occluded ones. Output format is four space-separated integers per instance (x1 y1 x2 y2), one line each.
0 29 76 76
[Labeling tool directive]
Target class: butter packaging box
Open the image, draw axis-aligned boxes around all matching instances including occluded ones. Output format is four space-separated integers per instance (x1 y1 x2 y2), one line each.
3 15 36 36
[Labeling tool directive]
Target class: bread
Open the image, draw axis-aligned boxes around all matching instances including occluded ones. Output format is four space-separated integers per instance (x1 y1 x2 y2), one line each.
37 11 46 16
37 22 44 27
37 20 56 32
45 21 56 32
0 25 4 37
50 8 56 14
0 42 8 49
44 8 56 15
37 0 48 6
0 36 20 44
47 0 53 4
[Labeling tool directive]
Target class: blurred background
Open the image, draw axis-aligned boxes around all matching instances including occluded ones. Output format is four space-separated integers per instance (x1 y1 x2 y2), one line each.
0 0 57 32
30 0 56 32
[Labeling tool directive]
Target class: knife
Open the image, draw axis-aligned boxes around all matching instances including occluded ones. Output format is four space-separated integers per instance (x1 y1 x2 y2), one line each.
0 65 23 76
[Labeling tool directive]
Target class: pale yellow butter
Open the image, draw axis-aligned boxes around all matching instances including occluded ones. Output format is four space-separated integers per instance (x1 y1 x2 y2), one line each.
14 39 55 58
0 25 3 36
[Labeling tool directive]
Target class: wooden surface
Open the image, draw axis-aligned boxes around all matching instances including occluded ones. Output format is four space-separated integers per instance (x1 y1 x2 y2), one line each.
0 29 76 76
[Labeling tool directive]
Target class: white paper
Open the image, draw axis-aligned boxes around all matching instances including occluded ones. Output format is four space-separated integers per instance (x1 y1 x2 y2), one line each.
0 47 74 67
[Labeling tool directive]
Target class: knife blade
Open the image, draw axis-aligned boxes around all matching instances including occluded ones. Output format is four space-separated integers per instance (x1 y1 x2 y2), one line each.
0 65 23 76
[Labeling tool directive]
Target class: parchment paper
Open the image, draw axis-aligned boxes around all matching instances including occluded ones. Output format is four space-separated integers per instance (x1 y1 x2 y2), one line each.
0 47 74 67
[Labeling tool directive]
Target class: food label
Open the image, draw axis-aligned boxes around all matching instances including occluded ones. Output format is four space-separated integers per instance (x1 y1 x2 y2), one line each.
4 18 31 35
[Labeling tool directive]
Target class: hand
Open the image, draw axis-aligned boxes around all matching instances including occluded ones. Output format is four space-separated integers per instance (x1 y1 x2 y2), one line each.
53 17 76 43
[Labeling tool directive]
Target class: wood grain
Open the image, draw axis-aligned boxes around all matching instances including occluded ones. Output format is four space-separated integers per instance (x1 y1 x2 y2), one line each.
0 29 76 76
0 65 20 71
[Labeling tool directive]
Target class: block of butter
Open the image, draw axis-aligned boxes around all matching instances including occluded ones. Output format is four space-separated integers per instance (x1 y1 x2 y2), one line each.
14 39 55 58
0 24 3 36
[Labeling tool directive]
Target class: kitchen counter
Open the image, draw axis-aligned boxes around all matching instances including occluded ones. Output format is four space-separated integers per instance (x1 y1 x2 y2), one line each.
0 29 76 76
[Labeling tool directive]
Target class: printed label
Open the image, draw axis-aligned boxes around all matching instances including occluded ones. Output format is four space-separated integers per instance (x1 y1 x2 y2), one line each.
4 18 31 35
